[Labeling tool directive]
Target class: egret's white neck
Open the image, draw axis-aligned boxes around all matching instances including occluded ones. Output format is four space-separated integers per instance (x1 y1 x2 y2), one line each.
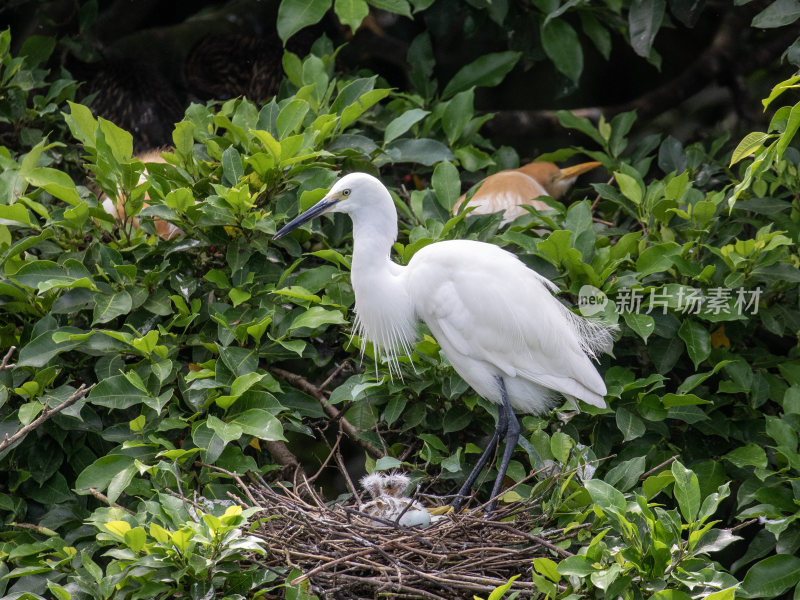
349 198 399 275
344 190 416 375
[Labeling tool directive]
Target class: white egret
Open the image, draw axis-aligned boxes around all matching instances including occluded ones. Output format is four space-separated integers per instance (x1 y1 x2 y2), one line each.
453 160 601 225
274 172 612 511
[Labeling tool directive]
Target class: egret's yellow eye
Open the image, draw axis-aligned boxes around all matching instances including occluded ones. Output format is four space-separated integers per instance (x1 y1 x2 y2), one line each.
342 189 351 196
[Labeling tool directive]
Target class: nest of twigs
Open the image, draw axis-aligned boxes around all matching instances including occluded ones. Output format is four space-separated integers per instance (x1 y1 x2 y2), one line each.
235 470 582 600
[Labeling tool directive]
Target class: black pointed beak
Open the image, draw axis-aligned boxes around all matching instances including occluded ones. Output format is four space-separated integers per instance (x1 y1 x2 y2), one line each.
273 193 341 240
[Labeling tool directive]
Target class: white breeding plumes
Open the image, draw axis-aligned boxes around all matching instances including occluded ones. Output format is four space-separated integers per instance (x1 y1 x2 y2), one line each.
274 172 614 511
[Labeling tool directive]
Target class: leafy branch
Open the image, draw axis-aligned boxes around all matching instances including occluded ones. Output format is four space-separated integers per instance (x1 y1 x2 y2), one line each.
0 383 95 454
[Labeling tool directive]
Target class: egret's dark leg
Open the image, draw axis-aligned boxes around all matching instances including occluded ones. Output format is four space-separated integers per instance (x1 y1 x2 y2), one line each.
450 376 509 511
486 378 520 512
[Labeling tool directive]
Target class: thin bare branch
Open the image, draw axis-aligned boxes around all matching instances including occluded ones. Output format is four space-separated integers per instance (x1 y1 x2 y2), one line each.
88 487 136 514
270 366 383 459
0 383 95 454
0 346 16 371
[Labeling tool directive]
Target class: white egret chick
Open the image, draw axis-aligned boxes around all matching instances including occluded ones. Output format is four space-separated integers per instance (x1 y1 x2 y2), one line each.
382 472 411 498
274 172 613 511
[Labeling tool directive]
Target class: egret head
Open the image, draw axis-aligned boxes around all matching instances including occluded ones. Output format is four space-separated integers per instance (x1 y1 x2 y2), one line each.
273 172 390 240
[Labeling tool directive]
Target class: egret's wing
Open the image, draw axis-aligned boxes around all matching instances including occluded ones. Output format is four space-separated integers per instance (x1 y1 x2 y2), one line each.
407 240 608 405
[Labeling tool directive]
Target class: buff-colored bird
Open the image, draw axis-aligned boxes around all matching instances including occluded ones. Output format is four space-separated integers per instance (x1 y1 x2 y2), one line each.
454 161 601 224
101 149 184 240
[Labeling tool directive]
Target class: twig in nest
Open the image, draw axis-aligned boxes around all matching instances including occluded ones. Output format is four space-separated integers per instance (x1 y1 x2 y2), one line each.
199 462 259 507
0 383 95 453
270 366 383 459
308 429 344 484
241 470 582 600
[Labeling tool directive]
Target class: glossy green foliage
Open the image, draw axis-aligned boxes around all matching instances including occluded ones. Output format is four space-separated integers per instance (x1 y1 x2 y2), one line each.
1 22 800 600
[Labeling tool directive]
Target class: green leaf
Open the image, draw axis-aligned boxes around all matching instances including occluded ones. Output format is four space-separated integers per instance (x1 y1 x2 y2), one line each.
650 592 692 600
124 527 147 552
533 557 561 583
340 88 390 129
98 118 133 162
221 145 244 186
276 99 310 140
541 18 583 83
629 0 666 57
742 554 800 598
752 0 800 28
615 407 646 441
584 479 626 512
25 167 82 205
704 588 737 600
230 409 286 441
635 242 680 276
17 327 85 368
277 0 332 43
206 415 244 443
12 259 94 292
384 109 430 144
65 100 98 147
334 0 369 32
776 103 800 158
615 172 643 204
385 138 454 165
172 120 194 159
229 288 251 307
558 555 597 577
487 575 520 600
441 51 521 98
75 454 135 494
93 290 133 325
374 456 403 470
722 443 767 469
0 204 32 227
556 110 606 147
604 456 646 491
89 375 151 410
623 312 655 341
671 460 700 522
288 306 347 331
678 320 711 368
762 75 800 109
232 372 266 396
730 131 772 165
580 13 612 60
431 160 460 211
368 0 412 17
550 431 574 462
442 89 474 145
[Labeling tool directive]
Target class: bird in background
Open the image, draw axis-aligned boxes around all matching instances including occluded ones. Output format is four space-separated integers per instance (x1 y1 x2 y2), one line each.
274 173 613 512
453 160 602 225
101 149 184 241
